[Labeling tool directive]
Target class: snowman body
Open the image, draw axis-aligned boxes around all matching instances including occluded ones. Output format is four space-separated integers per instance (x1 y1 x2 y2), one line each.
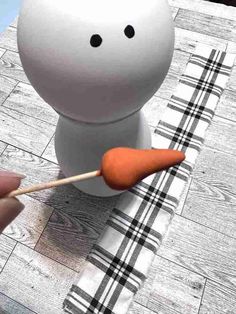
17 0 174 196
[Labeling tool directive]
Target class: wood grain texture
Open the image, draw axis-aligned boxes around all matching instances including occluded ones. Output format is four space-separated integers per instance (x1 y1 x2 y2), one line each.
0 48 6 58
155 49 190 100
3 82 59 125
227 41 236 54
199 280 236 314
0 234 16 272
0 144 120 270
176 175 192 215
134 255 157 307
0 292 35 314
41 134 57 163
169 0 236 20
0 243 80 314
204 115 236 156
0 105 55 156
175 9 236 42
128 302 157 314
0 144 60 203
182 146 236 238
2 194 54 249
174 27 227 54
0 141 7 155
134 255 205 314
155 72 179 100
171 7 179 20
225 47 236 92
169 49 191 76
157 214 236 292
142 96 169 128
0 74 18 105
34 194 118 272
0 49 30 84
216 88 236 122
226 65 236 93
0 27 18 52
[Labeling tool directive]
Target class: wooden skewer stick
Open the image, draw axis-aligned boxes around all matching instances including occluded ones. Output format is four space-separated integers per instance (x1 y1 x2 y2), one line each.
4 147 186 198
6 170 101 198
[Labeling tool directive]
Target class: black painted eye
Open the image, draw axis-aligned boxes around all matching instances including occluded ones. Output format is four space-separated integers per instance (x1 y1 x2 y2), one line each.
90 34 102 47
124 25 135 38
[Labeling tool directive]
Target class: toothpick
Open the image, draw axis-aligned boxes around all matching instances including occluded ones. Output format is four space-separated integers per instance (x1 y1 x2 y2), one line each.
6 170 102 198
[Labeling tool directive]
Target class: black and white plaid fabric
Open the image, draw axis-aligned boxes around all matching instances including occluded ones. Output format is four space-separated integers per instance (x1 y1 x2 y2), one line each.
63 45 235 314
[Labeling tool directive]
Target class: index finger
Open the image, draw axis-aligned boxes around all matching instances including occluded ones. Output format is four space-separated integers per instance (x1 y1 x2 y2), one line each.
0 176 22 198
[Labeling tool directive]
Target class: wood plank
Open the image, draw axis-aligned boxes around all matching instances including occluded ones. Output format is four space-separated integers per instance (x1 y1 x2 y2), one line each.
0 74 18 105
171 7 179 20
2 194 54 249
225 43 236 92
142 96 169 128
0 144 120 271
174 27 227 54
204 115 236 156
134 255 158 307
128 302 157 314
226 65 236 93
34 201 117 272
0 27 18 52
134 255 205 314
169 0 236 20
155 49 190 100
155 72 179 100
41 134 57 163
0 144 60 205
182 146 236 238
0 50 30 84
0 292 35 314
169 49 190 76
227 40 236 54
176 175 192 215
0 234 16 272
0 141 7 155
3 82 59 125
157 214 236 291
0 48 6 58
0 243 80 314
175 9 236 42
0 105 55 156
216 88 236 122
199 280 236 314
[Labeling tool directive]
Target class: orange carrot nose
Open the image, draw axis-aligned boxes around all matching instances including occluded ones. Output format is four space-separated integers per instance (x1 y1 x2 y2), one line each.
101 147 185 190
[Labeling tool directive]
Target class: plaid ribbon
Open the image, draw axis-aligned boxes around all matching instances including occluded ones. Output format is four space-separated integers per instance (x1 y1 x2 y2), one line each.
63 45 235 314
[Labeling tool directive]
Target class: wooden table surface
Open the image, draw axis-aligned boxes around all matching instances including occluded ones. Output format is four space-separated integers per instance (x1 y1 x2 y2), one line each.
0 0 236 313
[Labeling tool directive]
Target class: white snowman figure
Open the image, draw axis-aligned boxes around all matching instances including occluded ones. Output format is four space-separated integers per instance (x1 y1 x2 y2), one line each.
17 0 175 197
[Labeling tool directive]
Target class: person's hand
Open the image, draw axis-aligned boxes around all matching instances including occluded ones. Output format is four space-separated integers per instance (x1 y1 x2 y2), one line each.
0 171 25 233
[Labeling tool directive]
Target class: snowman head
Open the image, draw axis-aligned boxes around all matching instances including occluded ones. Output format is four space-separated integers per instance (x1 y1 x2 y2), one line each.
17 0 174 123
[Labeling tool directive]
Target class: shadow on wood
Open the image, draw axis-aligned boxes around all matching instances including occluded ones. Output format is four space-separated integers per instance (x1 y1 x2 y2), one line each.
34 170 124 272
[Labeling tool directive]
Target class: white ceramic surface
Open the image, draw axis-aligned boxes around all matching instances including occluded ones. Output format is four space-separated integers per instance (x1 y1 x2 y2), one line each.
55 110 152 196
17 0 174 123
17 0 175 196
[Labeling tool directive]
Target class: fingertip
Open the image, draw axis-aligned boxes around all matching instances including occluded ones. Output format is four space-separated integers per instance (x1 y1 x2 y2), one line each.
0 197 25 233
0 176 23 198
